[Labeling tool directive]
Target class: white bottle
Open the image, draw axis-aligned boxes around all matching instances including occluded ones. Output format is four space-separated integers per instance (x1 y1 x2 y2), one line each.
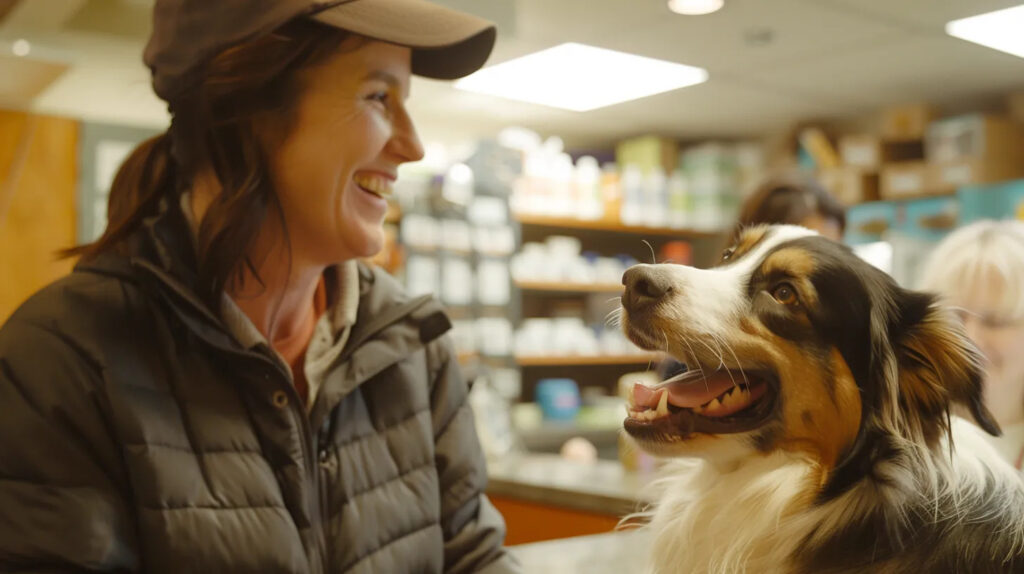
619 165 644 226
575 155 603 220
668 170 689 229
643 168 667 228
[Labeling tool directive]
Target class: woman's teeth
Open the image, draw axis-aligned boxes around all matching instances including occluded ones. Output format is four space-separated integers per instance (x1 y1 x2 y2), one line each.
354 174 392 198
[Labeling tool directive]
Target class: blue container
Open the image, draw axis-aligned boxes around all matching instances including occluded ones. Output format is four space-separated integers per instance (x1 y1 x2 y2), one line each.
535 378 581 422
897 196 959 242
958 179 1024 224
844 201 900 245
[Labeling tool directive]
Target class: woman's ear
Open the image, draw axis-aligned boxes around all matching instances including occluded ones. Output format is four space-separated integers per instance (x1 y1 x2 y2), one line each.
895 290 1001 437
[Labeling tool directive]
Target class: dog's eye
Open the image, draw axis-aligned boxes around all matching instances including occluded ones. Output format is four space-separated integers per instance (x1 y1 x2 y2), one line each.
771 283 799 305
722 247 736 262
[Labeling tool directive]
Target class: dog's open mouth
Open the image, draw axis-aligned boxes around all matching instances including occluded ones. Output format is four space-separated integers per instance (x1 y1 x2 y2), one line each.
624 368 778 439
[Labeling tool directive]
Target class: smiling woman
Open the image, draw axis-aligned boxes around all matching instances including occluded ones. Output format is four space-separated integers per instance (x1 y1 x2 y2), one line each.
0 1 519 573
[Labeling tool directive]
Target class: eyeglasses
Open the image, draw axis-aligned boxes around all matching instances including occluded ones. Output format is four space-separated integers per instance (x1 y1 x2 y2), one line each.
954 309 1024 330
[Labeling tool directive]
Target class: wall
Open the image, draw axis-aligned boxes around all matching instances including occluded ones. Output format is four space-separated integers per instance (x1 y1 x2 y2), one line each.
0 110 77 324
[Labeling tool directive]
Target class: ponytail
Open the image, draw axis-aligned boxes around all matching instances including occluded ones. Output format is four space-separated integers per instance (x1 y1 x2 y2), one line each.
63 132 175 259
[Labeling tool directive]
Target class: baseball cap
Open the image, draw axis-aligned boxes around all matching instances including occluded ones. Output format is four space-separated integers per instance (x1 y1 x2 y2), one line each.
144 0 497 102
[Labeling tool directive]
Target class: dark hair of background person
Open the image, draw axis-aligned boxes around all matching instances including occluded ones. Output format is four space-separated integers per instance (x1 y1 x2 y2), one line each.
63 20 354 310
733 175 847 243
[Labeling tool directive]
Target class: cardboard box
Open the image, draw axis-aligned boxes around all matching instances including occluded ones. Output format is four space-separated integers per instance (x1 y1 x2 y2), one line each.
880 162 928 199
820 167 880 205
839 135 924 169
839 135 882 169
925 114 1024 163
1009 92 1024 124
882 103 937 141
926 156 1024 195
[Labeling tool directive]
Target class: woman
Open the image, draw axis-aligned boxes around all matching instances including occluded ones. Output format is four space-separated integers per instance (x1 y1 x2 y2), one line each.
0 1 518 572
735 175 846 241
919 220 1024 470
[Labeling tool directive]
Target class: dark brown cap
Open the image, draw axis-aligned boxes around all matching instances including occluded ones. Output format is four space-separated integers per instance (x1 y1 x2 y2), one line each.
144 0 496 102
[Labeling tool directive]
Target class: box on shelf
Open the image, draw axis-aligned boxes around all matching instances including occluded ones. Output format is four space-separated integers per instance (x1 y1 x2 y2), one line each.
958 179 1024 224
839 135 923 170
881 103 937 141
1008 92 1024 124
926 157 1024 195
895 196 959 242
820 167 880 205
880 162 928 200
845 201 900 244
616 135 679 175
925 114 1024 164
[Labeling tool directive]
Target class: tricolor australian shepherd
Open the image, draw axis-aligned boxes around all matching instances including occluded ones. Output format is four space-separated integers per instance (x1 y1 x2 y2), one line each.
619 224 1024 574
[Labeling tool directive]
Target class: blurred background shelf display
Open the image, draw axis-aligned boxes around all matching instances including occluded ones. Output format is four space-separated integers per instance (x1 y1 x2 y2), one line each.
515 354 662 367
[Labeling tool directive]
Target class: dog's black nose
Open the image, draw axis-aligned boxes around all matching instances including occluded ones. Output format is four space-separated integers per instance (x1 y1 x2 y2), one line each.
622 265 674 312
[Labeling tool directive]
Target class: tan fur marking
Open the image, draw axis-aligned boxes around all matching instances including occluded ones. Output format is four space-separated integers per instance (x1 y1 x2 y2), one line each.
761 247 819 308
729 226 770 262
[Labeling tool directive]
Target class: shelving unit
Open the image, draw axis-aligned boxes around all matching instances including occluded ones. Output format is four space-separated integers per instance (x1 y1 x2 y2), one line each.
516 354 661 367
515 281 623 293
511 215 723 403
514 213 719 239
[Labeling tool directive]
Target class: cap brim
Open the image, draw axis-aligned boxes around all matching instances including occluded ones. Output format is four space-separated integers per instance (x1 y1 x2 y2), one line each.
312 0 496 80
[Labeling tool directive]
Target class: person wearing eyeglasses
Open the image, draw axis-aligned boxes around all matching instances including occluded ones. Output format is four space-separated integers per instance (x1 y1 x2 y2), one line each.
919 220 1024 470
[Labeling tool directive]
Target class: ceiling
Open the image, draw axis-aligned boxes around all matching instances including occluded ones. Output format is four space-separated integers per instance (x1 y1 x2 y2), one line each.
2 0 1023 148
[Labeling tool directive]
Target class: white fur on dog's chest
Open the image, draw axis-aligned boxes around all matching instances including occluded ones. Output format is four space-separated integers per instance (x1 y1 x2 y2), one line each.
643 452 819 574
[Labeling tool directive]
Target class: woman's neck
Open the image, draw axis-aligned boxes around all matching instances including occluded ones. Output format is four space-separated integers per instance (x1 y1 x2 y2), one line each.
190 172 326 344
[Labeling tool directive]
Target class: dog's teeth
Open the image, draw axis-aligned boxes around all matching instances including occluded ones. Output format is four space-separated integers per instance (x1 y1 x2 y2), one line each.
706 398 722 412
655 390 670 417
721 391 737 409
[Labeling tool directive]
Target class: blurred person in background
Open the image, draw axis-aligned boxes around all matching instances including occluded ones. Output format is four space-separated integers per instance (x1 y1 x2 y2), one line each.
657 175 846 379
919 220 1024 470
0 1 519 572
734 175 847 241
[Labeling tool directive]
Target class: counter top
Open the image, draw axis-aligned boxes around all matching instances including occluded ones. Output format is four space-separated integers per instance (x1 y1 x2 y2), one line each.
486 453 656 516
509 529 651 573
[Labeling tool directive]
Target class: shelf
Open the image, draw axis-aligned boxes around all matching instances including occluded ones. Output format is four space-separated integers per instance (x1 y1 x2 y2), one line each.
515 281 623 293
516 354 661 367
514 213 721 239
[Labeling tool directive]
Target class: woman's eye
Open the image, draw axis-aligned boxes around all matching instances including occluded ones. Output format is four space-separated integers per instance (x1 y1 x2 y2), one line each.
771 283 799 305
367 91 390 107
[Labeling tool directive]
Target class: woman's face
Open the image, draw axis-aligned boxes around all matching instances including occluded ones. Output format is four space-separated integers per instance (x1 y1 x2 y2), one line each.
956 286 1024 426
265 37 424 266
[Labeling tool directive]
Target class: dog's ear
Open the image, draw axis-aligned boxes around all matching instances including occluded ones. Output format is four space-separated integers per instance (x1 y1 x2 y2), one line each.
894 289 1001 437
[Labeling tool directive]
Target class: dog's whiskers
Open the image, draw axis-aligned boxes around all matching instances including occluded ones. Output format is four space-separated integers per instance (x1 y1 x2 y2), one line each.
642 239 657 265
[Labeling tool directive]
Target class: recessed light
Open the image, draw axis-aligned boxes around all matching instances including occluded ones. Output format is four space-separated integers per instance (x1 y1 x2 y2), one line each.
12 39 30 57
454 43 708 112
946 4 1024 59
668 0 724 16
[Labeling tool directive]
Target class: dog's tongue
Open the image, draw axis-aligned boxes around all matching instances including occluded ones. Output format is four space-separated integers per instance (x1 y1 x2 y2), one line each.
633 371 738 409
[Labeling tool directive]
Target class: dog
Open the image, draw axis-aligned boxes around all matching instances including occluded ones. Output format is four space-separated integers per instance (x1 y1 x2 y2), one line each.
618 224 1024 574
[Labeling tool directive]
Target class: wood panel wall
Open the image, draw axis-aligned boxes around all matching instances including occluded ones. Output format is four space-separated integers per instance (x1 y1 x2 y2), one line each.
0 110 78 324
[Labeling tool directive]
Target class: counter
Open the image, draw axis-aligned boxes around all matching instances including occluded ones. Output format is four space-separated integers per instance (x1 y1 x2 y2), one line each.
487 452 656 544
509 529 651 574
487 452 654 516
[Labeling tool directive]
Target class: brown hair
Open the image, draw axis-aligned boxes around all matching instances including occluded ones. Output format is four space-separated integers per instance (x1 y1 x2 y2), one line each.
733 175 846 242
66 20 352 309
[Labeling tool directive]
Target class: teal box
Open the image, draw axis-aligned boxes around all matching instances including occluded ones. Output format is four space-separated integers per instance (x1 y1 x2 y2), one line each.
958 179 1024 224
897 196 959 242
845 201 900 245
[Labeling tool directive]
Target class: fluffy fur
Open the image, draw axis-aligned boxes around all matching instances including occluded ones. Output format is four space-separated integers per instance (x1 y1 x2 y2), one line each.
619 225 1024 574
